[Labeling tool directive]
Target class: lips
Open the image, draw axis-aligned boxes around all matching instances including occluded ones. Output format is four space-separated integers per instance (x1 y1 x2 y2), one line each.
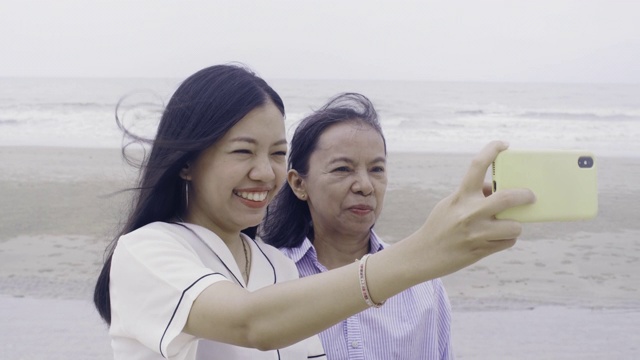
350 204 374 211
349 204 374 215
234 189 271 209
234 190 268 202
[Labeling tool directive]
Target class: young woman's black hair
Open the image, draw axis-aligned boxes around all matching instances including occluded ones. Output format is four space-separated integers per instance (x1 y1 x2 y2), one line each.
94 64 284 324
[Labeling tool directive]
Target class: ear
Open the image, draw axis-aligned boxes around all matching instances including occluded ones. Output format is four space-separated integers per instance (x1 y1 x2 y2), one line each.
287 169 307 200
179 163 192 181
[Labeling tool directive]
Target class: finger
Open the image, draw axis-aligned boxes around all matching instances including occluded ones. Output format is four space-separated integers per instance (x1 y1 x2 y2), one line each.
472 216 524 243
468 222 520 258
482 182 493 197
484 238 518 254
481 188 536 218
487 219 525 240
459 140 509 194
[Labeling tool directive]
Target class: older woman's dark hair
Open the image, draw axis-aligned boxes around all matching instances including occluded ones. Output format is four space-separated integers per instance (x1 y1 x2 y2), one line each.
94 64 284 324
260 93 385 249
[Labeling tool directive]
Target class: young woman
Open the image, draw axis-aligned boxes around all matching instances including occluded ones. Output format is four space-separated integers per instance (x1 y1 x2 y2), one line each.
94 64 535 359
261 93 453 359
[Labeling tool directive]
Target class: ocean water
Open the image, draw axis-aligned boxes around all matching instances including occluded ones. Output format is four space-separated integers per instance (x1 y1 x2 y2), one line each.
1 77 639 157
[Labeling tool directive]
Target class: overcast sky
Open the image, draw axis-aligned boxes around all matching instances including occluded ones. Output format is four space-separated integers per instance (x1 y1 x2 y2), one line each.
1 0 639 83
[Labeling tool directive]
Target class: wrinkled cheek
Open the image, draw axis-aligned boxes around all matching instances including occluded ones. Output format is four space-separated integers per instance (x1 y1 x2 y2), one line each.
376 190 387 216
274 164 287 182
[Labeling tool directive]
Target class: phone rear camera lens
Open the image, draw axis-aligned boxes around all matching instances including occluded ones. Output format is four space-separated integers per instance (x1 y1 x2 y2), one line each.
578 156 594 168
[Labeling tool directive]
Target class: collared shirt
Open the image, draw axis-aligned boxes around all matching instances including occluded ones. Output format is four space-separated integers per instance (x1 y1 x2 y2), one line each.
109 222 326 360
280 232 453 360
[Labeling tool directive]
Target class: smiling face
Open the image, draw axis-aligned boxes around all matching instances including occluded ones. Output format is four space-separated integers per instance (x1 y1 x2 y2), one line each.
182 101 287 240
295 120 387 240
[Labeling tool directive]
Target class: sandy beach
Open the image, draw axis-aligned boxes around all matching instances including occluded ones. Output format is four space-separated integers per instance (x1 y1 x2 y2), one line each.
1 146 639 359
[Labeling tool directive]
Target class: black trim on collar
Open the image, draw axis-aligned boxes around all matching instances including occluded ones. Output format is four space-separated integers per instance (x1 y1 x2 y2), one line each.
159 272 223 358
249 237 277 285
174 222 245 287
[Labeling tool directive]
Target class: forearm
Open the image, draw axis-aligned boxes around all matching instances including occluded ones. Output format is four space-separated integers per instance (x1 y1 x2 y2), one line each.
185 233 431 350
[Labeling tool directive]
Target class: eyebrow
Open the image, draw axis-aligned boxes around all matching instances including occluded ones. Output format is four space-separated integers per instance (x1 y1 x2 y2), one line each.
230 137 287 146
328 156 386 165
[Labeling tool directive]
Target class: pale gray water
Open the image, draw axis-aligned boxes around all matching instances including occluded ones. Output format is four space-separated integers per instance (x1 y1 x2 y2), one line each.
2 78 639 157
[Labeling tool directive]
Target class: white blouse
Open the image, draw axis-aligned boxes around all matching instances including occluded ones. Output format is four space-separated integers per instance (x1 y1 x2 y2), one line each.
109 221 325 360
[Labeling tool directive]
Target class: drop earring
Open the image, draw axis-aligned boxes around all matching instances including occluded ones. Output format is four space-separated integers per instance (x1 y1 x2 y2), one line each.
185 181 189 209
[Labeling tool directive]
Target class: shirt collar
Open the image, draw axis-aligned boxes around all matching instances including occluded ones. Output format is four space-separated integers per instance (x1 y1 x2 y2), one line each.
368 231 386 253
281 230 386 264
280 235 316 263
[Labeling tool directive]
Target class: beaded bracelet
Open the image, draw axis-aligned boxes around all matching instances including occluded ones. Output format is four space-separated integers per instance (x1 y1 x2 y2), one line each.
358 254 385 308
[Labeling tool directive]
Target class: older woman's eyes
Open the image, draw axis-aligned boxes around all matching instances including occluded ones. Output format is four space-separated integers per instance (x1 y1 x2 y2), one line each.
332 166 351 172
232 149 253 154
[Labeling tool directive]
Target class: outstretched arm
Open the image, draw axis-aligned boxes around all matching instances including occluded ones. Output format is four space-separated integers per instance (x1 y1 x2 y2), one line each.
184 140 536 350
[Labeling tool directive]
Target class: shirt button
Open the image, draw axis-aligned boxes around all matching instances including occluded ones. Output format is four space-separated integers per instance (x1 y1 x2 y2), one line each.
351 340 359 348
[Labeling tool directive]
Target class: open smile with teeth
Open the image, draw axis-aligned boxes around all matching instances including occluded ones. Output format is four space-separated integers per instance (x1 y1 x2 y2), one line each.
235 191 269 202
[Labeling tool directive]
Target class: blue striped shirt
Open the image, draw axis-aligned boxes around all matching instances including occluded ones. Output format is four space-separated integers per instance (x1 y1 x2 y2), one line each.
280 232 454 360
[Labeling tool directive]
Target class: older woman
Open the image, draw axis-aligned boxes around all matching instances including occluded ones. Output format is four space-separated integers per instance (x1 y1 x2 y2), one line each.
261 93 453 359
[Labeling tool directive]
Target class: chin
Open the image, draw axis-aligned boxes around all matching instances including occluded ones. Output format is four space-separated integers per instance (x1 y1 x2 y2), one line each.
242 214 265 228
346 221 375 233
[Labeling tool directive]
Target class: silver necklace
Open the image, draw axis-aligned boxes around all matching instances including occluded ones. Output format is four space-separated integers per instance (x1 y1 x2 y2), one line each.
241 237 250 281
177 216 250 281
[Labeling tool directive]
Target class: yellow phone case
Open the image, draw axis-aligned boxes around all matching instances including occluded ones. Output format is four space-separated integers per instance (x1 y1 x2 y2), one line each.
492 149 598 222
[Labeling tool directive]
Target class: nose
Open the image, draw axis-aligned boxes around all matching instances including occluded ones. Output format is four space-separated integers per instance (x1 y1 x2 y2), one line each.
351 170 374 196
249 155 276 182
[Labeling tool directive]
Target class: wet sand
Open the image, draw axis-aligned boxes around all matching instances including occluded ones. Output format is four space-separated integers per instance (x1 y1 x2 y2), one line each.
1 146 639 359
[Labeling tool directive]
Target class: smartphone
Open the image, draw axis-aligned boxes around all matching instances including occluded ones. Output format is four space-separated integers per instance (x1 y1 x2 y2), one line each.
492 149 598 222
